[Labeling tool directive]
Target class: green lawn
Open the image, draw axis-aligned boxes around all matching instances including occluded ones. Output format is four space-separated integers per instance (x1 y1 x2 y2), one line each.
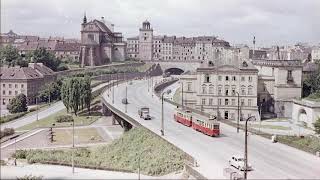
250 124 291 130
14 127 185 176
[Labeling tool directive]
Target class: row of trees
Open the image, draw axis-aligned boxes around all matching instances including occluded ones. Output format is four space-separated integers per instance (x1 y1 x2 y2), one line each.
7 94 28 114
0 45 67 71
61 76 92 115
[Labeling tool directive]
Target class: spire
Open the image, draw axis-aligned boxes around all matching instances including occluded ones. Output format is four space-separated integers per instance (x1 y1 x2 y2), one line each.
83 12 87 24
253 36 256 58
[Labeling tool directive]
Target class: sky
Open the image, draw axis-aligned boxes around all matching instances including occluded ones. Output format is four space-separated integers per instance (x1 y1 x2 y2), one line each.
1 0 320 47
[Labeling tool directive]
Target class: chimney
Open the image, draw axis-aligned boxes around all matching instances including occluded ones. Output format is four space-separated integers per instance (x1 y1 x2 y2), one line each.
111 24 114 32
101 16 105 24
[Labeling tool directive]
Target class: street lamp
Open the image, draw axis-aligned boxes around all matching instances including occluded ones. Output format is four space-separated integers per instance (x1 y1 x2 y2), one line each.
112 80 115 104
235 91 240 133
36 96 39 121
161 90 170 136
179 81 184 109
138 149 150 180
72 117 75 174
244 116 255 180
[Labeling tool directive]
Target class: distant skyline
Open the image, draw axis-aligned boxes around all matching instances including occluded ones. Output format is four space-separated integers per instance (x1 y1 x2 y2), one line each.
1 0 320 47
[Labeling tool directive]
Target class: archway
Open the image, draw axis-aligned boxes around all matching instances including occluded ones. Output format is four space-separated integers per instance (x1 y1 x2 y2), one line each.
164 68 184 75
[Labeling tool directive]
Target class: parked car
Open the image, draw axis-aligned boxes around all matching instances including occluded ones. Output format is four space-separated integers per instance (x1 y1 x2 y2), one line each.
229 155 252 171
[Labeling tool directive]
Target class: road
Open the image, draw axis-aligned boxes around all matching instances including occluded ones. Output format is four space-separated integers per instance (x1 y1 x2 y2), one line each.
102 79 320 179
1 82 112 130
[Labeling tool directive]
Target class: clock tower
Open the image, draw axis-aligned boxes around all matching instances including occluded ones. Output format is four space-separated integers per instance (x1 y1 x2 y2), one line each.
139 20 153 61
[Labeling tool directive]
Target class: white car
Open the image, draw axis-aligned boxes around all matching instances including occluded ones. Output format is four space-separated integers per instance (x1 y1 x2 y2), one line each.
229 155 252 171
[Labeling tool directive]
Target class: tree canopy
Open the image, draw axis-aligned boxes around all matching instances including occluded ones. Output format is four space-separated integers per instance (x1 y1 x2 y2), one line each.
0 45 22 67
7 94 28 114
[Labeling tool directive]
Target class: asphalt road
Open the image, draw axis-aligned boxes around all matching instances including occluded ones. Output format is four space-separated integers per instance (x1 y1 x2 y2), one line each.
1 82 112 130
102 78 320 179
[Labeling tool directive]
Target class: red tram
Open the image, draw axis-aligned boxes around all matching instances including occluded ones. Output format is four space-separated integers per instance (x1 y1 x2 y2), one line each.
174 109 220 137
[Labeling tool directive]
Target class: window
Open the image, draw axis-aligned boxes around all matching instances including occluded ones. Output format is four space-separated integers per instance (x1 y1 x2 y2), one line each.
205 74 210 83
241 86 246 95
209 86 214 94
209 98 213 105
9 84 12 88
232 99 236 106
2 90 5 95
287 70 293 82
2 84 5 88
248 99 252 106
218 76 222 81
218 86 222 95
225 89 229 96
202 86 207 94
88 34 94 41
226 76 229 81
218 99 222 105
201 98 206 105
224 111 229 120
187 83 192 91
15 91 18 95
248 87 253 95
249 76 252 82
232 76 236 81
2 99 5 105
9 91 12 95
225 99 229 105
241 76 245 81
21 84 24 88
241 99 245 106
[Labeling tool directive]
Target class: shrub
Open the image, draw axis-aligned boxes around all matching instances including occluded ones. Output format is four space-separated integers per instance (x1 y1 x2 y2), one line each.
0 112 27 124
7 93 28 113
17 175 43 180
13 150 28 159
313 117 320 134
29 107 37 112
0 128 15 139
55 115 74 123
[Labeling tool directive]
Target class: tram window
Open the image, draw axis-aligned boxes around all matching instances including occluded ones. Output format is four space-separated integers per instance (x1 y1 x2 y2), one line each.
214 125 219 129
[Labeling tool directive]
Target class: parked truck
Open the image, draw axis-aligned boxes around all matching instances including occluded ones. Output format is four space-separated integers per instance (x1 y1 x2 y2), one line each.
138 107 151 120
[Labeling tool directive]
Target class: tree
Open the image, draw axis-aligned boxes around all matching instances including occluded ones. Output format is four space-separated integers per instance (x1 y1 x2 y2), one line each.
7 94 28 113
0 45 21 67
61 77 92 115
38 80 62 103
303 64 320 97
29 47 61 71
314 117 320 134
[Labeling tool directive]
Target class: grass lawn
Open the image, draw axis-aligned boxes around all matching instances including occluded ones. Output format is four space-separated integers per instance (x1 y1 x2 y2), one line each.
17 109 100 131
277 135 320 154
15 127 185 176
250 124 292 130
52 128 104 145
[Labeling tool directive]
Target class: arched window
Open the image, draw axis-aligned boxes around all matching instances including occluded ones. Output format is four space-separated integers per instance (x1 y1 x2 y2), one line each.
204 74 210 83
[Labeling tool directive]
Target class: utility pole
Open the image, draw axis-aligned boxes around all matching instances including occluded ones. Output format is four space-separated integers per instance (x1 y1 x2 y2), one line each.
72 118 75 174
161 91 167 136
236 91 240 133
244 116 255 180
112 80 115 104
181 82 184 109
36 97 39 121
125 85 128 113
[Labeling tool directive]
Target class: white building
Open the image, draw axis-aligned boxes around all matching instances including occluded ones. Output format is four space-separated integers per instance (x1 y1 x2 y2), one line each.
179 53 260 121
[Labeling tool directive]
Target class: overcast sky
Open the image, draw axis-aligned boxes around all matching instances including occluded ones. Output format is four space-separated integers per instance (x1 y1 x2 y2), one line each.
1 0 320 46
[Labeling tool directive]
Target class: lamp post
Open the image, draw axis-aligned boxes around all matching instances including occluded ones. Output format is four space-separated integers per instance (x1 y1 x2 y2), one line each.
244 116 255 180
180 82 184 109
125 85 128 113
72 118 75 174
36 97 39 121
112 80 115 104
161 90 170 136
138 149 150 180
235 92 240 133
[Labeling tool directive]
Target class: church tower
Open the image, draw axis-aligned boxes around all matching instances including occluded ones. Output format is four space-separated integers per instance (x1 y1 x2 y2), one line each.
139 20 153 61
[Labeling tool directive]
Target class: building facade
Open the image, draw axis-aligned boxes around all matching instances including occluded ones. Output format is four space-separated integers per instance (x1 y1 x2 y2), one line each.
252 59 303 118
179 56 260 121
0 63 56 110
126 21 230 62
79 16 126 67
